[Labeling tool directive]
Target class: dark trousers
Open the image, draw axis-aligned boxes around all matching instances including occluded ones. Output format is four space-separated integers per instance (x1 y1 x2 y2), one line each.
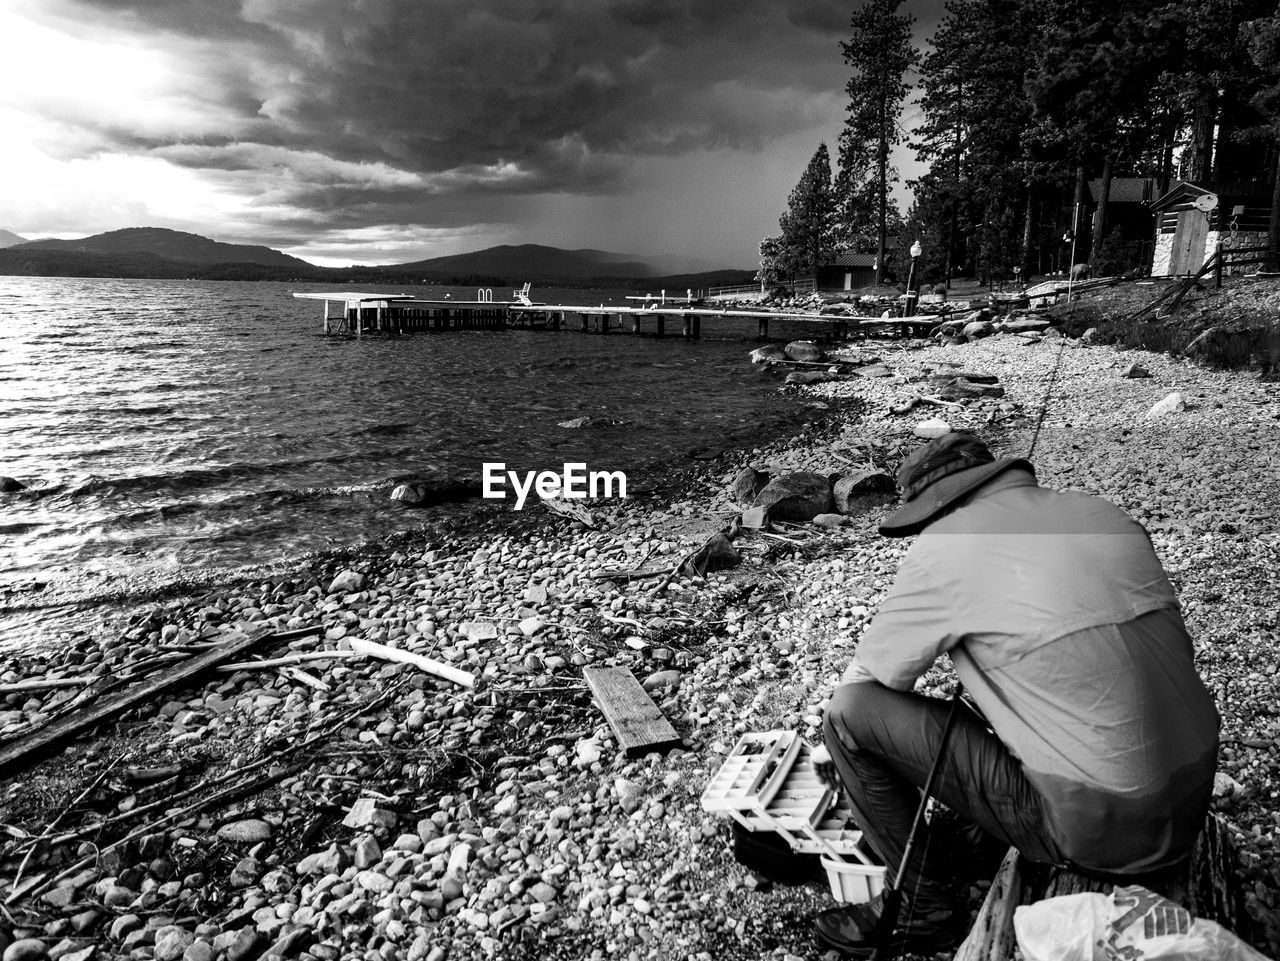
823 681 1063 908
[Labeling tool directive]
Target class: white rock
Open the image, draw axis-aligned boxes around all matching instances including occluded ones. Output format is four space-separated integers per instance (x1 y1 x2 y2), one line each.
215 819 272 844
390 484 425 505
342 797 396 830
1145 391 1186 418
1213 771 1242 798
575 739 603 766
460 620 499 641
446 843 471 878
518 616 545 637
913 418 952 439
329 570 365 593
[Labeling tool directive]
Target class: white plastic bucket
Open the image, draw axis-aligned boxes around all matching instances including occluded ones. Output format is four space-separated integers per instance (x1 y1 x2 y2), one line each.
821 855 887 904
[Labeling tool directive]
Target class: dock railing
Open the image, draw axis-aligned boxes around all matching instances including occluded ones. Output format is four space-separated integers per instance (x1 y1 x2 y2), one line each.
706 282 765 299
707 278 817 300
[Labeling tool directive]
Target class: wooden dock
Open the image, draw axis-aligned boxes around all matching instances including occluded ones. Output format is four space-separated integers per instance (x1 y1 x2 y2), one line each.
292 291 942 342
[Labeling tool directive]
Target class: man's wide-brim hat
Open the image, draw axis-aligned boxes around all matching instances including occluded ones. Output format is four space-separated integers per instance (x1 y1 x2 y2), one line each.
878 432 1033 537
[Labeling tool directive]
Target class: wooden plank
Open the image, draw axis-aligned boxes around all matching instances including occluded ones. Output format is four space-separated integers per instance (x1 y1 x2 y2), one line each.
582 666 682 757
0 624 278 775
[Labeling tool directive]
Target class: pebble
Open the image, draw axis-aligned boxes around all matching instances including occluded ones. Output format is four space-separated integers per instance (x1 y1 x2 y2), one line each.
153 926 194 961
2 941 48 961
215 819 272 844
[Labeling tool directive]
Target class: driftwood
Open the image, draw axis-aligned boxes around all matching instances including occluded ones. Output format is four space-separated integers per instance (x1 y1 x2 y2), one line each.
890 394 968 415
590 566 677 581
279 666 331 691
0 625 275 775
218 650 362 672
953 814 1252 960
652 522 742 594
348 637 474 689
0 677 94 693
541 496 596 527
36 675 412 857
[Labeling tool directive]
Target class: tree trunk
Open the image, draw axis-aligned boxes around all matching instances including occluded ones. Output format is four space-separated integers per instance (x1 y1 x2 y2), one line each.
1268 139 1280 271
1072 165 1087 266
1021 184 1035 281
1159 117 1175 196
1089 155 1114 270
876 105 888 287
1189 89 1218 183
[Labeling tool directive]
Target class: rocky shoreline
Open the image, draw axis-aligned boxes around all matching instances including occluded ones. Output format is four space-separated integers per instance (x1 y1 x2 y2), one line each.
2 311 1278 961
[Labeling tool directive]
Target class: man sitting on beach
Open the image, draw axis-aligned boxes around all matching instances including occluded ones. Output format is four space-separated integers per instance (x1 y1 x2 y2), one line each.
814 432 1221 956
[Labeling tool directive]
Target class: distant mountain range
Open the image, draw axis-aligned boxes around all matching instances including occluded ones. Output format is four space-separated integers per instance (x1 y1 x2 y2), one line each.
0 227 752 287
389 244 731 279
13 227 312 268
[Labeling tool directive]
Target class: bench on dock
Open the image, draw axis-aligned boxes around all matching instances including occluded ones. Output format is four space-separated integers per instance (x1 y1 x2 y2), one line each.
954 814 1256 959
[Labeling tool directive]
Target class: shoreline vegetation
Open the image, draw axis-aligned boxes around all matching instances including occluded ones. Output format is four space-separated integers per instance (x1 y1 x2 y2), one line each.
1 283 1279 960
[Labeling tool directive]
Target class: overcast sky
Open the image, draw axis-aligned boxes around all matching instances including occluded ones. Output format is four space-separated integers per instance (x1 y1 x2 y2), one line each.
1 0 938 268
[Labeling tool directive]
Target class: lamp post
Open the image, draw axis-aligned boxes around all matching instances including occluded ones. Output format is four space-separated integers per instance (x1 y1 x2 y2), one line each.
903 239 923 316
1064 228 1078 303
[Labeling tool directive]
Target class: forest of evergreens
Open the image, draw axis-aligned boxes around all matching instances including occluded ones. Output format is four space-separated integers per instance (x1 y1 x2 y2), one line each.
762 0 1280 287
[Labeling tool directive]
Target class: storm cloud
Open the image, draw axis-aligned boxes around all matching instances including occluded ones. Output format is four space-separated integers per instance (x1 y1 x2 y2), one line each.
3 0 933 265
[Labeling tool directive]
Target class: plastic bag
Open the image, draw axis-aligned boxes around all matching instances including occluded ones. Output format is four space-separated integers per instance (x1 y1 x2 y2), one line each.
1015 884 1274 961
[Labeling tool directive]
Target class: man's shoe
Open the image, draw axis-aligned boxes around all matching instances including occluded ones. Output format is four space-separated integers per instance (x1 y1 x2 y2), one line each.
814 891 964 958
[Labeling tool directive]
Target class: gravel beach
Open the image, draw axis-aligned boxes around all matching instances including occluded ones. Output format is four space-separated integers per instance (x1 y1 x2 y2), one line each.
2 309 1277 961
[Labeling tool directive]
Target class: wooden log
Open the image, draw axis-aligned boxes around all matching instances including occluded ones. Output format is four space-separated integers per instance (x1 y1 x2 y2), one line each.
952 815 1253 959
583 666 682 757
0 624 276 776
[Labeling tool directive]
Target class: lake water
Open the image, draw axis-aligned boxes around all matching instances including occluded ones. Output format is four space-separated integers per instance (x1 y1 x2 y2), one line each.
0 277 837 649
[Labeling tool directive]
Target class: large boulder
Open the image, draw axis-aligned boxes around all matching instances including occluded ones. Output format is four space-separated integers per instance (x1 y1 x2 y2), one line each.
832 469 896 515
749 346 786 364
0 477 26 493
752 472 834 522
390 483 426 505
729 467 769 506
784 341 826 363
962 320 995 340
683 534 741 577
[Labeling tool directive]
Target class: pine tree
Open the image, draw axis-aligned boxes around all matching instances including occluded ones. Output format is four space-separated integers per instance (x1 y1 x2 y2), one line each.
839 0 918 284
770 143 839 285
1243 7 1280 265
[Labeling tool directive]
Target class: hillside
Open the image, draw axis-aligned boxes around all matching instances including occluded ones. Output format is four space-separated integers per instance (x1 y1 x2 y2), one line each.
0 229 27 248
14 227 312 269
0 230 751 286
388 243 662 279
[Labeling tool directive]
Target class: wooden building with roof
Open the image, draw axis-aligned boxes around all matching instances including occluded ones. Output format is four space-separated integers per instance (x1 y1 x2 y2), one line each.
816 247 901 292
1149 181 1273 276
